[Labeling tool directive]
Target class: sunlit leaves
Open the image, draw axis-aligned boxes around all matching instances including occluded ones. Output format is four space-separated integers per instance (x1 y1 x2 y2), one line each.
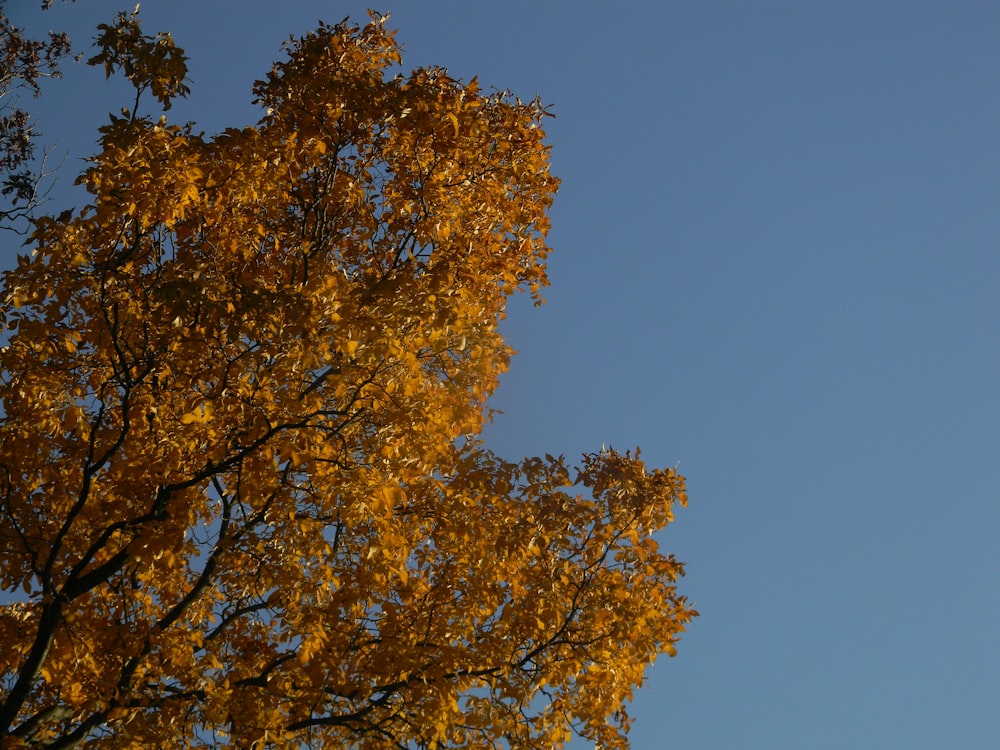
0 11 693 750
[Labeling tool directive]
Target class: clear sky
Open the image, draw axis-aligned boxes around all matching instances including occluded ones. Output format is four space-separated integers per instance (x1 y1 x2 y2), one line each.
6 1 999 748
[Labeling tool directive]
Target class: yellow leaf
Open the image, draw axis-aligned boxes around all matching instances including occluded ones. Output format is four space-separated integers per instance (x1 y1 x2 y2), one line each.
179 402 213 424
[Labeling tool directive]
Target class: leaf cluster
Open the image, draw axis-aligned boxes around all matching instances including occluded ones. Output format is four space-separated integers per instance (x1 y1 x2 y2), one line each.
88 6 190 113
0 0 75 228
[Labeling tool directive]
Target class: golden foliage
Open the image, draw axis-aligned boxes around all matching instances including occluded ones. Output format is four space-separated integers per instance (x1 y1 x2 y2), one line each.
0 13 694 749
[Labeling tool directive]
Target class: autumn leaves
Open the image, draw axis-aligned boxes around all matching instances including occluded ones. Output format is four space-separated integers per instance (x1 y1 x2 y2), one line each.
0 12 693 749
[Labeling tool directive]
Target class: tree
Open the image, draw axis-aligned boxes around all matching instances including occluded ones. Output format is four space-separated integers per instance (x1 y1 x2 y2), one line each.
0 12 695 749
0 0 75 231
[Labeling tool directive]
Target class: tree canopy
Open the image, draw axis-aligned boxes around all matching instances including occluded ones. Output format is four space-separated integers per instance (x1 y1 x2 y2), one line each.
0 12 695 749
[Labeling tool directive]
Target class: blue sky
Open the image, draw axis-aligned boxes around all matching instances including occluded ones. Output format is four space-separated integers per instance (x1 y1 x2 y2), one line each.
7 1 999 747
